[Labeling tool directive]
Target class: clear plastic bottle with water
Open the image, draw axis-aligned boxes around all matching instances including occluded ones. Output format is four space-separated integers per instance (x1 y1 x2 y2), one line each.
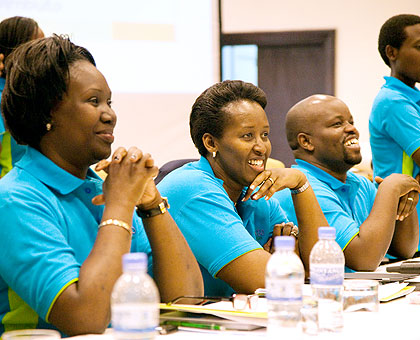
310 227 345 333
266 236 304 336
111 252 160 340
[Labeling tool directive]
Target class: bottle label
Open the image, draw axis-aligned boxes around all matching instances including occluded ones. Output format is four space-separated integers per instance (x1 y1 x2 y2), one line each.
112 303 158 332
266 278 302 301
310 264 344 285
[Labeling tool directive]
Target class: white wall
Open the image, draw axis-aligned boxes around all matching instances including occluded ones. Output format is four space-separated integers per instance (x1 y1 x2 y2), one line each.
221 0 420 166
0 0 220 167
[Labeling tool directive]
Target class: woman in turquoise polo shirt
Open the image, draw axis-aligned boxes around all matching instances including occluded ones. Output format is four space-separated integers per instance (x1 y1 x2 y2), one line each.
0 35 203 336
158 80 328 296
0 16 45 177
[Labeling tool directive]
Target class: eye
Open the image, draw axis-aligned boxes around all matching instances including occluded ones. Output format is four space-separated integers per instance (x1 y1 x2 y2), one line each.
107 99 113 107
88 97 99 105
332 121 342 127
262 131 269 138
242 133 253 139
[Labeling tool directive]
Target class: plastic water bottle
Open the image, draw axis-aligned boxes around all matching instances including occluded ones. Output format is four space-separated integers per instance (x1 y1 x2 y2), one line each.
310 227 345 333
266 236 304 337
111 252 160 340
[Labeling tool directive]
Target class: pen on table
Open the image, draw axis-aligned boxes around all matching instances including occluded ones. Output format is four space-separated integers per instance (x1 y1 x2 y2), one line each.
162 320 225 330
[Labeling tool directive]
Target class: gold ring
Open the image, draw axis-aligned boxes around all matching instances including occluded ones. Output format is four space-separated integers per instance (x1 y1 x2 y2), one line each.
290 225 299 238
267 177 275 185
408 197 414 201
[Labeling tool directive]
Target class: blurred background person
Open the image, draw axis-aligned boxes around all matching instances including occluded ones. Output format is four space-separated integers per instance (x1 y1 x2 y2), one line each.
0 16 44 178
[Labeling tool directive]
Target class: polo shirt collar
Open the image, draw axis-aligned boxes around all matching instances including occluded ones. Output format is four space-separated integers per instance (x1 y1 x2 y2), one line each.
15 146 97 195
383 76 420 104
295 159 359 190
196 156 248 201
196 156 224 185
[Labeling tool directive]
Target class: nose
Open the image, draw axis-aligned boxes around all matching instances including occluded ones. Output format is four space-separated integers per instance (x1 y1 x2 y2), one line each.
101 106 117 127
345 121 359 136
253 136 268 155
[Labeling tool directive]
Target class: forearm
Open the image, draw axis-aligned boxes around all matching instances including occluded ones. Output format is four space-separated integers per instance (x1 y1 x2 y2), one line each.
216 249 270 294
292 185 328 272
49 204 134 335
389 210 419 258
143 212 204 302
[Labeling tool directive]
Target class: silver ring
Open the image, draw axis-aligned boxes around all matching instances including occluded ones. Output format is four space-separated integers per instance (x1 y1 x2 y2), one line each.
408 197 414 202
267 177 274 185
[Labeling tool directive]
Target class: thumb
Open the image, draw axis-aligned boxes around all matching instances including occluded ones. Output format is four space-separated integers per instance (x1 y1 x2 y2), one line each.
375 176 384 185
92 194 105 206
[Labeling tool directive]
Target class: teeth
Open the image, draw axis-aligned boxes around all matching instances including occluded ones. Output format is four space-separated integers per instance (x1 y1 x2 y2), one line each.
248 159 264 166
344 138 359 146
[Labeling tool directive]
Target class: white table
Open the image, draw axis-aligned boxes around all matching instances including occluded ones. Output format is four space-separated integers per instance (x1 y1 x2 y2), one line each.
67 291 420 340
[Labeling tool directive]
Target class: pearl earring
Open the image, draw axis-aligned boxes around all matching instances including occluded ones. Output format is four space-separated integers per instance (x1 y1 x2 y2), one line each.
46 123 52 131
212 151 217 158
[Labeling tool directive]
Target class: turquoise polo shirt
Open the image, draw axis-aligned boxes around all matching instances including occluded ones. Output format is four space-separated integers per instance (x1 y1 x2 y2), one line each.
274 160 376 255
157 156 289 297
0 77 27 177
0 147 151 335
369 76 420 247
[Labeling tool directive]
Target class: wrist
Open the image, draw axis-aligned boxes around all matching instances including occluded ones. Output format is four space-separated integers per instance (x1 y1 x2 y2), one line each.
137 193 162 211
291 173 308 190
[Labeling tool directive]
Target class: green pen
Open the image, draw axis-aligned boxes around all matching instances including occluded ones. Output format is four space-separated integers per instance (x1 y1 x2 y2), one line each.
162 320 225 330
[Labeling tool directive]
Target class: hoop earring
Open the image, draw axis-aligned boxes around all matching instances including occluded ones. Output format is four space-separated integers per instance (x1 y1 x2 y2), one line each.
46 123 52 131
212 151 217 158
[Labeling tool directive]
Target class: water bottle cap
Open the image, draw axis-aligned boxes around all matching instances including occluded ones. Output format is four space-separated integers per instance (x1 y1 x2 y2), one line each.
274 236 295 249
122 252 148 271
318 226 336 239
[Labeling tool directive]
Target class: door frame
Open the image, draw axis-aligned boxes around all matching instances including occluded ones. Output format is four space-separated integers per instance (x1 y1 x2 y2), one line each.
220 30 335 94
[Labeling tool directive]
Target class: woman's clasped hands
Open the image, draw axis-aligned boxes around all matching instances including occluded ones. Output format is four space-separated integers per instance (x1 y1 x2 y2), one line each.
92 146 161 209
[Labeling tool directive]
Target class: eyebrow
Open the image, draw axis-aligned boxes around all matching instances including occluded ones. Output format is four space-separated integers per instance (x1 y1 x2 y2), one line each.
240 125 270 129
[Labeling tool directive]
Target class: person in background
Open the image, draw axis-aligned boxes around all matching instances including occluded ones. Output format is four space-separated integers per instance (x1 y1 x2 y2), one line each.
0 16 44 178
0 35 203 336
158 80 328 297
275 94 420 271
369 14 420 249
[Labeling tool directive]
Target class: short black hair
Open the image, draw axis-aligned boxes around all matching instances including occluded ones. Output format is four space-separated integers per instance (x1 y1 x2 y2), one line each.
0 16 40 77
1 35 96 148
190 80 267 156
378 14 420 66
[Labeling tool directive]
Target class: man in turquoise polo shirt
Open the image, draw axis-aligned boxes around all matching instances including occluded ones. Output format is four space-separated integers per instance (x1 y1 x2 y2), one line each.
275 94 420 271
369 14 420 248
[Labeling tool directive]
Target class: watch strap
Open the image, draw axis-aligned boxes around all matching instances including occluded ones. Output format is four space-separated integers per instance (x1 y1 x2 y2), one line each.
136 197 170 218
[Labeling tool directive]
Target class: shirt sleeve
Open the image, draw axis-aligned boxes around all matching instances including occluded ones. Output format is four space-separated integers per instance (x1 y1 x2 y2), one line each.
173 187 262 277
0 189 80 320
381 99 420 157
311 186 360 250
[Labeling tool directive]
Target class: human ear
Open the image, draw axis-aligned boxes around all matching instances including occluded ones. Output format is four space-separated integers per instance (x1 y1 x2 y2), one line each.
385 45 398 63
297 133 314 152
202 133 217 155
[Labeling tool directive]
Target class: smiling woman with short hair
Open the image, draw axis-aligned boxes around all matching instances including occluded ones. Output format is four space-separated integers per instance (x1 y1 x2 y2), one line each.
158 80 328 296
